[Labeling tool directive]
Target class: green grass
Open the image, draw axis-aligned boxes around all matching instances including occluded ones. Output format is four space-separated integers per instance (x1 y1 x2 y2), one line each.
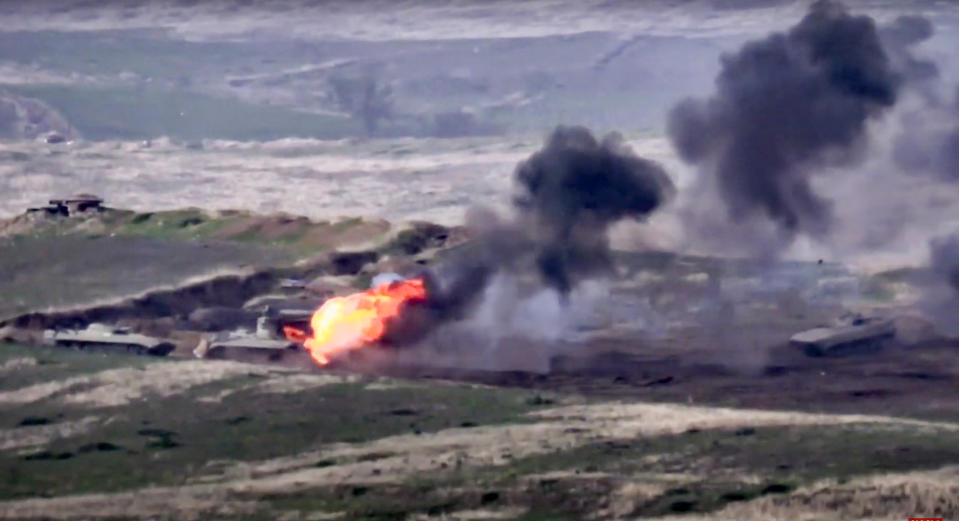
0 344 542 500
12 208 387 253
0 234 287 319
3 343 958 520
244 422 959 520
495 422 959 482
0 344 154 392
0 207 404 318
116 209 234 241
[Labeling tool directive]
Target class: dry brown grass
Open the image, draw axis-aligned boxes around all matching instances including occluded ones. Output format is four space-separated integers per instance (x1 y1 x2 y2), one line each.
0 485 254 521
648 466 959 521
0 360 275 407
0 416 100 452
0 356 37 373
0 359 371 408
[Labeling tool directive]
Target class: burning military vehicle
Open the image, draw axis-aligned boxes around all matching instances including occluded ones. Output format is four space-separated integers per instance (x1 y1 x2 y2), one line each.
281 277 429 366
196 306 314 364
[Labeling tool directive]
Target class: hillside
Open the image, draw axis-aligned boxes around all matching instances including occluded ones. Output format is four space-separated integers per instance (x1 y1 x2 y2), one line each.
0 343 956 520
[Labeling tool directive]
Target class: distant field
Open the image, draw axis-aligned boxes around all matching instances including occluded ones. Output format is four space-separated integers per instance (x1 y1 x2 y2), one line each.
0 343 957 520
0 25 720 140
6 84 361 142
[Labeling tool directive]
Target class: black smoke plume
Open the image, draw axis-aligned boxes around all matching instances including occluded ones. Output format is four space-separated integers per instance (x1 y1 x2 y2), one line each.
668 0 900 239
513 126 674 294
383 126 675 345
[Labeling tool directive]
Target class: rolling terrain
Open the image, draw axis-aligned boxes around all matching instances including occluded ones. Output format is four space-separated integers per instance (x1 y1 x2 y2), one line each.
0 203 956 520
1 2 958 519
0 343 957 520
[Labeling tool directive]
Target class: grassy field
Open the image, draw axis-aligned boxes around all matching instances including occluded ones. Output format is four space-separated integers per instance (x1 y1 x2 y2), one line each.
0 343 957 520
0 234 288 320
0 208 401 319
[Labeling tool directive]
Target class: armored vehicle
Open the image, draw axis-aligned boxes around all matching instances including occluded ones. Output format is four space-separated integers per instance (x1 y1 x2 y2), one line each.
790 315 895 357
44 323 175 356
27 193 104 217
198 311 309 363
202 336 301 363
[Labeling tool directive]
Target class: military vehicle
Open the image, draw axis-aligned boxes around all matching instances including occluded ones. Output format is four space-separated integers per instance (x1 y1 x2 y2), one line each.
27 193 104 217
44 323 175 356
197 309 311 363
201 336 301 363
790 315 896 357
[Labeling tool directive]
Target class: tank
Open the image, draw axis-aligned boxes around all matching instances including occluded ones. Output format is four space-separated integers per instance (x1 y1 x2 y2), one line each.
44 323 175 356
790 315 896 357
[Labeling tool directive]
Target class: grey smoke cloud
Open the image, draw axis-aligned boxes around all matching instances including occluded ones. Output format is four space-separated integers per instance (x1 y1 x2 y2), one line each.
920 233 959 336
668 0 901 240
893 85 959 181
880 15 938 84
930 234 959 293
884 12 959 184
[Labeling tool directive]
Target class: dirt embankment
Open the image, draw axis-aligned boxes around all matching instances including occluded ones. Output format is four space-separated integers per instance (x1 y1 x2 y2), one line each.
1 269 280 332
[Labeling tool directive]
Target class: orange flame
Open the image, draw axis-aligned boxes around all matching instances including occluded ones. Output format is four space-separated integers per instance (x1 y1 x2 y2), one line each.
285 278 427 366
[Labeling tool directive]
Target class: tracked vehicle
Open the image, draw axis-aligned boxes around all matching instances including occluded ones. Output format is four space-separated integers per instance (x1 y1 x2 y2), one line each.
790 315 895 357
201 336 301 363
44 323 175 356
197 308 311 363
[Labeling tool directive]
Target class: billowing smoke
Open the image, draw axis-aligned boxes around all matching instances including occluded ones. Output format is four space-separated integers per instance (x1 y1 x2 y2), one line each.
513 126 675 294
920 234 959 336
880 15 939 87
668 0 901 241
384 125 675 348
433 125 674 301
884 10 959 184
893 85 959 181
